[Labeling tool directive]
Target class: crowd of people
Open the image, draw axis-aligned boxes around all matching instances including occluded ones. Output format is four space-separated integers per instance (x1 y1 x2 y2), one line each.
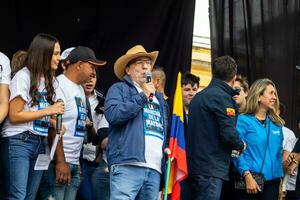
0 32 299 200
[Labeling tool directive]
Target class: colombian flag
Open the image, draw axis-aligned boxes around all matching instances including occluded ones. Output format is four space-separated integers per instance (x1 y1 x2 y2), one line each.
167 72 188 200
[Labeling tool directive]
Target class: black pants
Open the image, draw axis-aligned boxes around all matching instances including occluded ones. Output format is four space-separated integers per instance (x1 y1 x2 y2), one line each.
235 178 280 200
286 190 297 200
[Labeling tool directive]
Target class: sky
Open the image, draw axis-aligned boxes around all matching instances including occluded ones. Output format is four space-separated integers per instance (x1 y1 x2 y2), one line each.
193 0 210 38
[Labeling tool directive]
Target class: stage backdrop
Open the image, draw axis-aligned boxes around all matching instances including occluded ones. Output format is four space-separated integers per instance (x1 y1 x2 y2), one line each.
0 0 195 100
209 0 300 133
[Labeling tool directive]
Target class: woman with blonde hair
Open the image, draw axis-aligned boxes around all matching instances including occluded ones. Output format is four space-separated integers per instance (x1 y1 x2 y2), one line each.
233 78 284 200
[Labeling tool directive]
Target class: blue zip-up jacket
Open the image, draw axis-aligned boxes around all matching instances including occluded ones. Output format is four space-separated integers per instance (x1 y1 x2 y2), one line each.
186 78 244 181
233 114 283 181
104 75 168 169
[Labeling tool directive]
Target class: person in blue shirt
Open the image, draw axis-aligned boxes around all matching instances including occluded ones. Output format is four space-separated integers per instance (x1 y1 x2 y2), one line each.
233 78 285 200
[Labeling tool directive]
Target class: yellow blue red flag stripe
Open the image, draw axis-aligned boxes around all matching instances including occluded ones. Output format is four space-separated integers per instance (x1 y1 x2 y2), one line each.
167 72 188 200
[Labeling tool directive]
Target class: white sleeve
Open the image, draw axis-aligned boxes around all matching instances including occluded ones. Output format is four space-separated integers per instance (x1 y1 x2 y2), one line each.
283 127 296 148
54 84 67 106
98 115 109 129
9 70 30 102
0 53 11 85
284 138 297 152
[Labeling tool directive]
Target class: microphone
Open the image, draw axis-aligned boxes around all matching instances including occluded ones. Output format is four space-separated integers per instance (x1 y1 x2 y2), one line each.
56 99 64 134
145 71 153 102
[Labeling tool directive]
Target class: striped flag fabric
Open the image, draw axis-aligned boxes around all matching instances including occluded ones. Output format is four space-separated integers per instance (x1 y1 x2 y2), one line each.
167 72 188 200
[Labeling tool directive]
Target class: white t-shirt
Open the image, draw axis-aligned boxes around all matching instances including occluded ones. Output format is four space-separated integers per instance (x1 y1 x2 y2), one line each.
83 93 109 162
282 126 298 191
55 74 86 165
123 83 164 173
3 67 52 137
0 52 11 85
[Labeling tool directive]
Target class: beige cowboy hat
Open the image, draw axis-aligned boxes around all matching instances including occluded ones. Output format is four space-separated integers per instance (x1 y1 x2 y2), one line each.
114 45 159 80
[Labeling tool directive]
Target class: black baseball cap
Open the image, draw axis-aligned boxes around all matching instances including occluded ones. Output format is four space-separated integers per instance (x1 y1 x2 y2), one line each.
66 46 106 66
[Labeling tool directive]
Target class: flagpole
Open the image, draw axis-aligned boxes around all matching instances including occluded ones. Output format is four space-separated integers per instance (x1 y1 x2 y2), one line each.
163 156 172 200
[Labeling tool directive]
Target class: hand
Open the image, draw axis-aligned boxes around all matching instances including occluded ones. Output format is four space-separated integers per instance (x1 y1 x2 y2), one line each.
239 141 247 154
55 161 71 185
164 148 174 161
164 148 171 155
232 142 246 157
245 173 261 194
45 101 65 116
141 82 155 98
287 162 298 176
287 152 297 164
86 117 93 129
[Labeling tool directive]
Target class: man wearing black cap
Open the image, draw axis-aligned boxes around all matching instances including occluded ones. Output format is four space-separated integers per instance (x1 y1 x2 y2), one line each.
46 46 106 200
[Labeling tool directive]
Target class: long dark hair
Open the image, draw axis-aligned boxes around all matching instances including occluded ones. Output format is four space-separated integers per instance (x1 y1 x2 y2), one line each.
26 33 58 106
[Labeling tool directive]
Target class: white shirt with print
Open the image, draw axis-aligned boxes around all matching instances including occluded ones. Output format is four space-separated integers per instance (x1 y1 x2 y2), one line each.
55 74 86 165
83 93 109 162
282 126 298 191
123 83 164 173
2 67 52 137
0 52 11 85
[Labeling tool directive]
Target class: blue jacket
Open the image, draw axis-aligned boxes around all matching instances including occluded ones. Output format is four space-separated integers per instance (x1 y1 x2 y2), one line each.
233 114 283 181
186 78 244 181
104 75 168 168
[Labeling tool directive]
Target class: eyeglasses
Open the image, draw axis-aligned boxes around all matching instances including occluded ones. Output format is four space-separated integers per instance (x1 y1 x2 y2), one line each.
234 87 242 94
131 60 153 67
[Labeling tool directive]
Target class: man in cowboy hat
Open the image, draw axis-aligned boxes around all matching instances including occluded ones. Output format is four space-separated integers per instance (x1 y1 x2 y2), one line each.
104 45 169 200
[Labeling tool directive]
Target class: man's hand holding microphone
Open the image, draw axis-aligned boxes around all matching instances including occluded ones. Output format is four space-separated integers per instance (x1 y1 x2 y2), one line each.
142 71 155 101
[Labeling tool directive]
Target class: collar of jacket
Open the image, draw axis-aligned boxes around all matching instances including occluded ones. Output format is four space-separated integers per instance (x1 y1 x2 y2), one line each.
123 74 136 87
123 74 164 100
209 78 239 97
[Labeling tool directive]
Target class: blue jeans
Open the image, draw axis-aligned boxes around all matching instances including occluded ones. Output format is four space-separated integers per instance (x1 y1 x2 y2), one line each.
46 162 81 200
92 160 110 200
110 165 161 200
77 160 94 200
77 159 110 200
189 175 223 200
1 131 45 200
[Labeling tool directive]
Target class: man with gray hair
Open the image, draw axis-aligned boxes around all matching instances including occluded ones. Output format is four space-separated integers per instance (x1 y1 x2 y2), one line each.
104 45 168 200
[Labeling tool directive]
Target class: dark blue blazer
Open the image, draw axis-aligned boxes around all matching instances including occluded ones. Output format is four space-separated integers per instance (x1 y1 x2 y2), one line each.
186 78 244 181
